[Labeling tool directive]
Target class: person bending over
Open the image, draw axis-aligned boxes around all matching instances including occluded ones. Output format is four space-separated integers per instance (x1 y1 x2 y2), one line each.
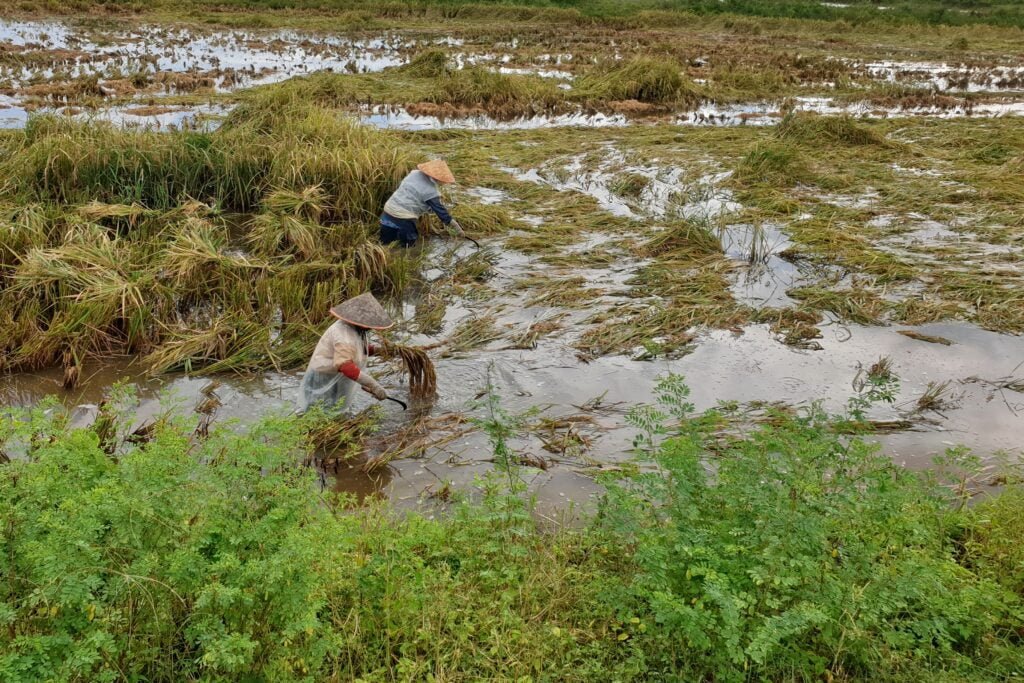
297 292 394 414
379 159 465 247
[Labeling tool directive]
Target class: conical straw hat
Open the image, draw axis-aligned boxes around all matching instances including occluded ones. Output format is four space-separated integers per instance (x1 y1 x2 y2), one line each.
417 159 455 184
330 292 394 330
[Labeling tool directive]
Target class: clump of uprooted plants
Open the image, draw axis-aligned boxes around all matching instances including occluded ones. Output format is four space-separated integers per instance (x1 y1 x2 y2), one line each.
0 104 481 379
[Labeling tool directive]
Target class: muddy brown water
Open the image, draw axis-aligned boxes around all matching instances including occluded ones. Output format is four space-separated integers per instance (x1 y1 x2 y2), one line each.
2 17 1023 513
3 300 1022 516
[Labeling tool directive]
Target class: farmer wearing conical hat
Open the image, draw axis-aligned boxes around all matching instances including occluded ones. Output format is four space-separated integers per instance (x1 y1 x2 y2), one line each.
379 159 466 247
297 293 393 414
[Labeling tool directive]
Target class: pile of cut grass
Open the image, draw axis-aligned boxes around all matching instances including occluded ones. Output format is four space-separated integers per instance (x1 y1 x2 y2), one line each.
397 48 452 78
789 285 888 325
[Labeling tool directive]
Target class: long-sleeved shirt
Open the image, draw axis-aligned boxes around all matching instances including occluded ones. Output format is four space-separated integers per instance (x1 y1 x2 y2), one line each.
382 170 452 225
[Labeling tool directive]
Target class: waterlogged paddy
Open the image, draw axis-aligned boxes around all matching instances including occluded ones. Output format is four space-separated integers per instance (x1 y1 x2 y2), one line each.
2 17 1023 512
5 18 1024 131
3 308 1021 511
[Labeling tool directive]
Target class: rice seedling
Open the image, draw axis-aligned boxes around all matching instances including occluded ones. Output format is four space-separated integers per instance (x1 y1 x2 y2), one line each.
574 305 699 360
709 64 794 100
426 67 562 116
866 355 895 383
302 407 378 463
352 241 391 284
503 224 579 253
610 172 649 198
61 348 81 390
3 104 414 222
369 412 473 466
915 379 961 414
0 205 51 271
835 83 965 111
398 49 452 78
516 275 594 308
507 313 566 349
449 249 496 285
162 218 269 295
731 143 813 187
247 213 326 259
964 371 1024 396
639 219 723 258
752 307 823 349
194 380 222 440
449 203 525 236
261 185 329 222
938 270 1024 333
76 201 150 228
10 235 160 356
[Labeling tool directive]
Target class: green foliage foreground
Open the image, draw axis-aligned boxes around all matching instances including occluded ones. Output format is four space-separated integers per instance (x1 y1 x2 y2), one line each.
1 380 1022 682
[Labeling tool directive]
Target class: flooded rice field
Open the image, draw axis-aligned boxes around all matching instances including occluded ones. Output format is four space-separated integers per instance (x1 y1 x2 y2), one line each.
3 208 1021 511
1 15 1022 513
4 18 1024 131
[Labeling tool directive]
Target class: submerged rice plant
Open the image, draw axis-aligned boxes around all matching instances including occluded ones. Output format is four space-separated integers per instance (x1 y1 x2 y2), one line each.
427 67 562 115
777 112 891 147
577 57 702 106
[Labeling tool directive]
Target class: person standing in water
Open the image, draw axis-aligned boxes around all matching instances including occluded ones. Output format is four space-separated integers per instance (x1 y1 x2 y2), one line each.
379 159 466 247
297 293 393 414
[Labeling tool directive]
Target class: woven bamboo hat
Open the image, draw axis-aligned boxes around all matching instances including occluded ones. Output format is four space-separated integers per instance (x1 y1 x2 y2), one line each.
417 159 455 184
330 293 394 330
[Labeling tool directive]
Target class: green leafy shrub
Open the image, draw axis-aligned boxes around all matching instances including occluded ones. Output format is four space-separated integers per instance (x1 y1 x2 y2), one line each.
0 402 638 682
2 379 1022 681
602 375 1022 682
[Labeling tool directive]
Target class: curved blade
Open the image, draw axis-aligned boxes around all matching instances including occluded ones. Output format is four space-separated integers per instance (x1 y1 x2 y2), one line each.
465 235 481 249
385 396 408 410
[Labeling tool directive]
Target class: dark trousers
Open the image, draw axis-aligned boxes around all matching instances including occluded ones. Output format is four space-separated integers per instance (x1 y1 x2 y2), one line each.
379 214 418 247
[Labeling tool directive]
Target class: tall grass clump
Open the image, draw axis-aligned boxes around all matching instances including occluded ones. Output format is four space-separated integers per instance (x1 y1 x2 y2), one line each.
777 112 891 147
577 57 702 105
0 107 423 375
398 48 452 78
2 104 414 221
426 66 562 115
732 142 813 186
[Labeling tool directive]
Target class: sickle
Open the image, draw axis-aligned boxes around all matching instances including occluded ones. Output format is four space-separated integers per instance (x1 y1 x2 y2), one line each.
385 396 408 410
465 235 481 249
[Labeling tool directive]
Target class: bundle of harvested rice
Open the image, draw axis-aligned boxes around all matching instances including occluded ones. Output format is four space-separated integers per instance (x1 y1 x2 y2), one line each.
378 339 437 400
